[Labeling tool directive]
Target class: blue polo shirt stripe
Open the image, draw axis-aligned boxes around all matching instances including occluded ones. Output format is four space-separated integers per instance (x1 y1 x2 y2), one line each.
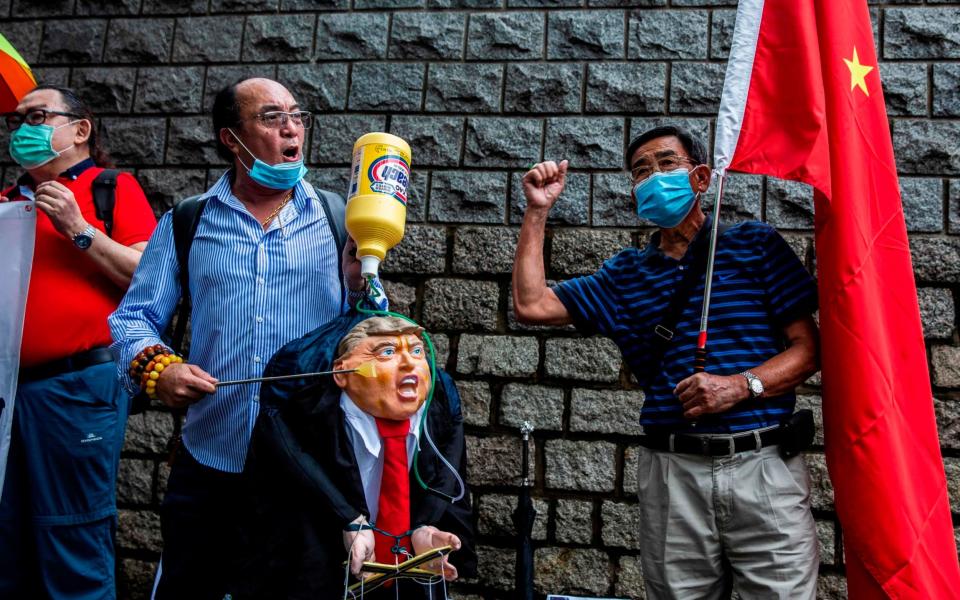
553 219 817 434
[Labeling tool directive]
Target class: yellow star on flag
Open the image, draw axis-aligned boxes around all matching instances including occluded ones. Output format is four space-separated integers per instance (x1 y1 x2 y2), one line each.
844 46 874 96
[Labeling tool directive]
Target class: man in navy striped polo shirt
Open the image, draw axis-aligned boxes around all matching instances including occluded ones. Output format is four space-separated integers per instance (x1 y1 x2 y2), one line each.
513 126 821 598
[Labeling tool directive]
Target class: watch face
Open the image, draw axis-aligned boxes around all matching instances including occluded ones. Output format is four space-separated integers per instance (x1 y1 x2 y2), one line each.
750 378 763 394
74 234 93 249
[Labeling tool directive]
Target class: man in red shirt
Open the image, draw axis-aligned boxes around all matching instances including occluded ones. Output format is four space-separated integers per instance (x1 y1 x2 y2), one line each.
0 85 156 599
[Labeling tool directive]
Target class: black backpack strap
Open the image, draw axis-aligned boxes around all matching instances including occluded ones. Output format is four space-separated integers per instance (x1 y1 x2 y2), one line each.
170 194 208 355
92 169 120 238
316 189 348 306
648 222 731 376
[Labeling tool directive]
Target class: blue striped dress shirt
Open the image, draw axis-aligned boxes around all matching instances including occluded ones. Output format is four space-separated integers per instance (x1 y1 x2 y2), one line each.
109 173 344 473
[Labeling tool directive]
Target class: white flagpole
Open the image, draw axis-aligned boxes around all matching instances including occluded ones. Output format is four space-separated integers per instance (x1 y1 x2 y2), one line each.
697 0 764 373
694 170 726 374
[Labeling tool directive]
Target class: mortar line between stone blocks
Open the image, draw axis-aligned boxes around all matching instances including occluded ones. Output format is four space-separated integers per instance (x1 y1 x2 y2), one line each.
538 116 546 168
499 61 508 117
344 62 354 115
591 495 602 548
622 114 630 173
877 5 884 61
421 171 433 229
613 443 625 501
664 60 672 114
309 12 319 58
461 12 470 61
496 279 509 333
161 113 172 168
444 225 455 275
705 7 713 60
760 175 768 224
130 65 142 116
458 111 467 169
541 10 549 62
622 8 629 63
940 175 950 234
561 386 572 437
545 497 557 545
167 17 178 63
579 61 587 114
98 16 111 62
385 12 395 63
238 15 249 63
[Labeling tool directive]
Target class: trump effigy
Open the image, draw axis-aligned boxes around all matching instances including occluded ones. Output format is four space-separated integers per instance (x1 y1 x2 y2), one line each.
233 312 476 599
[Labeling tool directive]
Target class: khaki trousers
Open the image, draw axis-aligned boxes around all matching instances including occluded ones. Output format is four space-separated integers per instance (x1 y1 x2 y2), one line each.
636 441 818 599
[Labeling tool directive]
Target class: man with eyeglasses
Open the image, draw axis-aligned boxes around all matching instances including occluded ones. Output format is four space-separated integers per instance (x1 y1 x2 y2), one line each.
513 125 821 598
109 78 367 598
0 85 156 599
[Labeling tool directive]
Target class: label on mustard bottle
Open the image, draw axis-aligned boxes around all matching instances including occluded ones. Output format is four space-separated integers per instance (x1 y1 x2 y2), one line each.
349 143 410 206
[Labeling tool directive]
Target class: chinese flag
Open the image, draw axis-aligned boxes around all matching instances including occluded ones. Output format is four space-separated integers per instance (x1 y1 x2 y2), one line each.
714 0 960 597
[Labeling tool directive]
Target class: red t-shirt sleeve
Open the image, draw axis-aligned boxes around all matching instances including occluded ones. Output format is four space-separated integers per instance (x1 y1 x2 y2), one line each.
111 172 157 246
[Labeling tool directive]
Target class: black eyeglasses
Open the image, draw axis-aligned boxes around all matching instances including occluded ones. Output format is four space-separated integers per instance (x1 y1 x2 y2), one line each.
239 110 312 130
3 108 82 132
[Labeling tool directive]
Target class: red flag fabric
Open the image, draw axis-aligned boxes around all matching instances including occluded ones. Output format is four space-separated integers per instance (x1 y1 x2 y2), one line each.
714 1 960 597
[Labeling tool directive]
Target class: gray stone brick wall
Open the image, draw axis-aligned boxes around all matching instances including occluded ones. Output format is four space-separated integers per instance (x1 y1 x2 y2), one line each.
1 2 958 598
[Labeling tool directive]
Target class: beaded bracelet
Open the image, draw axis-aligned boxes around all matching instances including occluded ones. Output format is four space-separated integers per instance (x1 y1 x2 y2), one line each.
128 344 184 399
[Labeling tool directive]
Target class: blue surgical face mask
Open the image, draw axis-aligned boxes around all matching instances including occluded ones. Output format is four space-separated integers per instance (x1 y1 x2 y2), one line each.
633 168 699 228
9 121 78 169
229 129 307 190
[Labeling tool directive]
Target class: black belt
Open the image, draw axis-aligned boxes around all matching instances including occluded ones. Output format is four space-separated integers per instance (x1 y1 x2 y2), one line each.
639 427 781 457
19 347 114 383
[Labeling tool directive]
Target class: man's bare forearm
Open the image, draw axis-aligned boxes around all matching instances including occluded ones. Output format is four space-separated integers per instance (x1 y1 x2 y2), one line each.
512 207 570 325
750 316 820 397
86 238 146 288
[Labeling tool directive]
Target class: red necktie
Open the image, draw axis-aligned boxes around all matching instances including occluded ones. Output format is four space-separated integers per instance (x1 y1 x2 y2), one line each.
374 417 411 565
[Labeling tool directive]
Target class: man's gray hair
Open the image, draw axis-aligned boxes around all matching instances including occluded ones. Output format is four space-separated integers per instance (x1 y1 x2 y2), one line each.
335 316 425 363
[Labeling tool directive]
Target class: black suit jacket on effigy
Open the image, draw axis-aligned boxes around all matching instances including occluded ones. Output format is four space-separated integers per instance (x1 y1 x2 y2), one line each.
234 310 476 600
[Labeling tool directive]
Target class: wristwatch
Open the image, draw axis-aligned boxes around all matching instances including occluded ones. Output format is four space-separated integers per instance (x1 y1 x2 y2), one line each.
741 371 764 398
72 224 97 250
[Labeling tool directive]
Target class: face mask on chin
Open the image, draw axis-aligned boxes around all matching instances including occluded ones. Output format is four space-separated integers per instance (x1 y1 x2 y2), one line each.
9 121 79 169
633 168 700 229
228 129 307 190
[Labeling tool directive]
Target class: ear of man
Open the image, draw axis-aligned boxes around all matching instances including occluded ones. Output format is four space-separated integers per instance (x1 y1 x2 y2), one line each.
220 128 241 156
332 360 347 388
692 164 712 194
73 119 92 145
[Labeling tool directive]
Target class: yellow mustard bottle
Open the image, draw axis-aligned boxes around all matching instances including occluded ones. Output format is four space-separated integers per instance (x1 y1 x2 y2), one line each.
345 132 411 278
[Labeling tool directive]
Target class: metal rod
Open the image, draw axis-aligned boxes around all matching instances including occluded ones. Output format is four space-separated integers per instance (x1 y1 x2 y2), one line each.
216 367 359 388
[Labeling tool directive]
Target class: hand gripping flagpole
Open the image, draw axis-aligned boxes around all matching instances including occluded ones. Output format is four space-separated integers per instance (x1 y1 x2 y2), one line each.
693 169 727 374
